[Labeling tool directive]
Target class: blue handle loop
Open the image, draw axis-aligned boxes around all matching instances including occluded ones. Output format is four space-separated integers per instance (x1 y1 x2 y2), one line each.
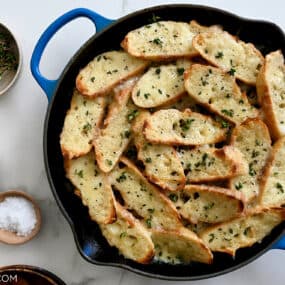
30 8 113 101
272 235 285 250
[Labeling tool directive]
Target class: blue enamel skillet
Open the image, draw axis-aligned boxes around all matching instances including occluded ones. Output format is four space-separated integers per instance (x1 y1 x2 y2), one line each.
30 5 285 280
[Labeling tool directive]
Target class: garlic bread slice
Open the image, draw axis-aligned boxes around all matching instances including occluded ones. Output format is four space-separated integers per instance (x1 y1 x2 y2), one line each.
159 94 200 112
94 87 137 173
109 157 182 230
151 227 213 264
188 20 222 34
132 59 192 108
121 21 199 60
60 89 105 159
185 222 210 236
144 109 226 145
193 31 264 85
132 111 185 191
65 152 115 224
175 185 244 224
76 51 148 97
100 202 155 264
184 64 259 124
179 146 248 183
260 137 285 208
200 208 285 256
229 119 271 202
256 50 285 140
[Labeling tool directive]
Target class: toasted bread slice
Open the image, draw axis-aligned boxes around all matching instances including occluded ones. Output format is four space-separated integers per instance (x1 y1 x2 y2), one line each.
132 59 192 108
185 222 210 235
193 31 264 85
200 208 285 256
100 202 154 264
179 146 248 183
60 89 105 159
159 93 200 112
144 109 226 146
151 227 213 264
76 51 148 97
94 87 137 173
229 119 271 202
259 137 285 208
175 185 245 224
121 20 222 61
132 111 185 191
109 157 182 230
121 21 199 60
65 152 115 224
188 20 222 34
256 50 285 140
184 64 259 124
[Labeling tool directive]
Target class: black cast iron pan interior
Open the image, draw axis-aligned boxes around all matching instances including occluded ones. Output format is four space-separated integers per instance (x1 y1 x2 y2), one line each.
44 4 285 280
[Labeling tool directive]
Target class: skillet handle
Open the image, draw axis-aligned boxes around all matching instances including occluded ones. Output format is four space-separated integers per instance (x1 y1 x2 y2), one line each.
272 235 285 250
30 8 114 102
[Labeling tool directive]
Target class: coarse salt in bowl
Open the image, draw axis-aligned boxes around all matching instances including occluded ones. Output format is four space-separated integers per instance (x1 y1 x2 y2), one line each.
0 196 37 236
0 190 41 244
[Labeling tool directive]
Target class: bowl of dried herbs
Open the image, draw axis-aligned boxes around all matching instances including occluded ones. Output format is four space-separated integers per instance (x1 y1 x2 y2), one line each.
0 23 21 95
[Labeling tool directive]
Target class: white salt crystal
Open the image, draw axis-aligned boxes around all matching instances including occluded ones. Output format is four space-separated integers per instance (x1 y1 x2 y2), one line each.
0 196 37 236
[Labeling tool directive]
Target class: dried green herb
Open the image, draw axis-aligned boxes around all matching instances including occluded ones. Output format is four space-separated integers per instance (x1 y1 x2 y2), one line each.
176 67 185 76
116 172 127 183
215 51 224 59
0 33 17 80
228 68 236 76
127 110 139 122
221 109 234 117
168 193 178 203
82 123 92 134
75 169 83 178
151 38 163 46
179 118 195 131
276 182 284 193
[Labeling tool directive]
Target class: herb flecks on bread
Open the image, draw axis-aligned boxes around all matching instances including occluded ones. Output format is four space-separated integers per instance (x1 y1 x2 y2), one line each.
229 119 271 202
200 208 285 256
132 111 185 191
110 157 182 231
60 89 105 159
100 202 155 263
65 152 115 224
256 50 285 140
259 137 285 208
184 64 259 124
179 146 248 183
76 51 148 97
193 30 264 85
144 109 226 145
167 184 244 224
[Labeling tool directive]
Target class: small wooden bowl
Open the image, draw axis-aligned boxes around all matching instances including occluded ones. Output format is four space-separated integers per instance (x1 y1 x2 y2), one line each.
0 265 66 285
0 190 41 245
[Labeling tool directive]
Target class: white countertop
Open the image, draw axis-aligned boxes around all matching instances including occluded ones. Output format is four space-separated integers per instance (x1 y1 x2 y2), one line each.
0 0 285 284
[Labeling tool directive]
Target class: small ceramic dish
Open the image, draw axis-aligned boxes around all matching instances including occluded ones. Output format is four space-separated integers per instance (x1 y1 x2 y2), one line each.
0 190 41 245
0 22 22 95
0 265 66 285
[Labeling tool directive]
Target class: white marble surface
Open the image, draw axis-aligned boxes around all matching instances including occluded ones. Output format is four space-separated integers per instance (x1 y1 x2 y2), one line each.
0 0 285 284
